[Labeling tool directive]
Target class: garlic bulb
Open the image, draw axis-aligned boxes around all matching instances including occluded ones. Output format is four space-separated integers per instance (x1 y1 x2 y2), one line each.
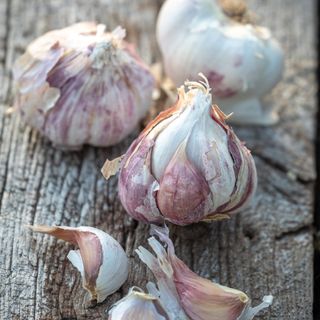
28 225 129 304
108 287 169 319
104 75 257 226
136 225 273 320
13 22 154 149
157 0 284 125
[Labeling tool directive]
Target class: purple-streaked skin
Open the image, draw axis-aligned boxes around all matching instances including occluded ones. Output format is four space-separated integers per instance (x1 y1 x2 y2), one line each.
119 99 184 225
157 224 247 320
117 77 257 226
172 257 247 320
157 141 210 225
136 225 273 320
28 225 129 304
119 137 162 224
205 107 257 217
13 22 155 149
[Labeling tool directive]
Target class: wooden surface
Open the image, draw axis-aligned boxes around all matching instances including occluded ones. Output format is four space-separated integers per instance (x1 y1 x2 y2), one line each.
0 0 316 319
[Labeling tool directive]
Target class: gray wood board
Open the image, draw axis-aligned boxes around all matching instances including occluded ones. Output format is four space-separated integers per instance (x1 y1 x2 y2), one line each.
0 0 316 319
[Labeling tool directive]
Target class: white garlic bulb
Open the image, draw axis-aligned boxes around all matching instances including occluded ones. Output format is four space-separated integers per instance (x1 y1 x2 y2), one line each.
157 0 284 125
108 287 169 319
29 225 129 304
13 22 154 149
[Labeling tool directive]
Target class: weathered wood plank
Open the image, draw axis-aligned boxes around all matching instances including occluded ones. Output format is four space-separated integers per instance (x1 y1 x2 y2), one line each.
0 0 316 319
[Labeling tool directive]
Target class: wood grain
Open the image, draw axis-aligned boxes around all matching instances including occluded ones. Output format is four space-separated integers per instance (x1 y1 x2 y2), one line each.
0 0 316 319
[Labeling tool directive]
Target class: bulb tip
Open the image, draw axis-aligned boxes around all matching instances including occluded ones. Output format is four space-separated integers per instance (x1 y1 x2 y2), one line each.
184 73 211 96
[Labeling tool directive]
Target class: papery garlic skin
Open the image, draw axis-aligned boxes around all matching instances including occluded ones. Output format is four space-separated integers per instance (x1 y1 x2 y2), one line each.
136 225 272 320
29 225 129 303
108 287 169 320
157 0 284 125
13 22 154 149
116 76 257 226
238 295 273 320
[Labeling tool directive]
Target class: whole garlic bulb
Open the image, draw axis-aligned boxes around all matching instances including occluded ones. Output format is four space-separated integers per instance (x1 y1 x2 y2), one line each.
136 225 273 320
28 225 129 304
157 0 284 125
106 75 257 226
13 22 154 149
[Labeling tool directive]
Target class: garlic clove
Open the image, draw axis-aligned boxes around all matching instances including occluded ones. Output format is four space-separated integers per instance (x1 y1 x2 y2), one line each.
14 22 155 149
117 98 184 225
114 75 257 226
108 287 169 320
157 140 210 225
171 258 249 319
28 225 129 304
136 225 272 320
118 136 163 224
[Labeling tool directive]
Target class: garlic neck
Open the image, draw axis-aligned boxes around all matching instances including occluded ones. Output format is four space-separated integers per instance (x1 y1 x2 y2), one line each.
90 26 126 69
184 74 212 114
90 41 113 69
185 90 212 118
195 0 227 23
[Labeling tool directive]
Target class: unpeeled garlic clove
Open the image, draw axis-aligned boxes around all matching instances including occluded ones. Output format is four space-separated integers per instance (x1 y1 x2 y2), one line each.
108 287 169 320
28 225 129 304
13 22 155 149
156 0 284 125
136 225 272 320
105 75 257 226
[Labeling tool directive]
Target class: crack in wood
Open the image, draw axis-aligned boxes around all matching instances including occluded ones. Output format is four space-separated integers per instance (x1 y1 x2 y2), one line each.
275 225 314 241
1 0 10 67
255 153 314 185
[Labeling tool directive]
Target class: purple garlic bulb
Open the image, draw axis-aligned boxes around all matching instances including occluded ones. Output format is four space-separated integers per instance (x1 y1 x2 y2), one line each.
13 22 155 149
116 75 257 226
